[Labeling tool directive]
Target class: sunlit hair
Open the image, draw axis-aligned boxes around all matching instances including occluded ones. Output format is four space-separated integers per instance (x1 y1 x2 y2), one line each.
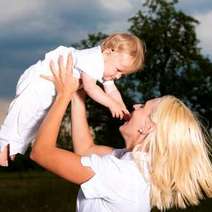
100 33 145 72
132 95 212 210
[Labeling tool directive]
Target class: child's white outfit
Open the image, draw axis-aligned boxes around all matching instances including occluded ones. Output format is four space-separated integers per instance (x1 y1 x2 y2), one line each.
0 46 114 155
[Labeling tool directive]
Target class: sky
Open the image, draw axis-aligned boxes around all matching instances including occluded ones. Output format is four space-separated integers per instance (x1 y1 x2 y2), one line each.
0 0 212 99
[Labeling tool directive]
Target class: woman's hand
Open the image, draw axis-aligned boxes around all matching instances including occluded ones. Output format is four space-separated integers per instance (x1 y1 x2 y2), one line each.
42 54 79 101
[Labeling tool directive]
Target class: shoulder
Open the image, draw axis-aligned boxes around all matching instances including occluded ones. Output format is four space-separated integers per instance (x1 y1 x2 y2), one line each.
81 150 142 180
80 151 150 201
74 46 104 81
44 45 75 60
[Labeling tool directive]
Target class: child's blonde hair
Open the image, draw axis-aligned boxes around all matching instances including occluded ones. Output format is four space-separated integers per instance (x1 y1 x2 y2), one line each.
100 33 145 72
133 96 212 210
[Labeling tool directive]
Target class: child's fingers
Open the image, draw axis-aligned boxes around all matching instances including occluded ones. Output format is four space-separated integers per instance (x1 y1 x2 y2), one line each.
116 111 123 119
116 111 122 119
120 112 124 120
122 108 130 115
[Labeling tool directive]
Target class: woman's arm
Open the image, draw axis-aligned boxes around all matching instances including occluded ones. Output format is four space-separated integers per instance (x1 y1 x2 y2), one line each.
71 90 114 156
30 55 94 184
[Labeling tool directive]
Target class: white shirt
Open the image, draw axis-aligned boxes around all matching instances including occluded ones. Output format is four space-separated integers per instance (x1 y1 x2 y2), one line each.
77 149 151 212
40 45 105 82
30 45 111 97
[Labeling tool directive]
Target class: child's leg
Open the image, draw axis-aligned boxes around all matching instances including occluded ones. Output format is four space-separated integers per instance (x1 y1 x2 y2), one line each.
0 145 9 166
0 68 55 165
0 68 36 166
0 87 54 158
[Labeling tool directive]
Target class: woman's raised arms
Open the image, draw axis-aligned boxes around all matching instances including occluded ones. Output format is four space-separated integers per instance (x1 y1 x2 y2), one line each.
30 54 94 184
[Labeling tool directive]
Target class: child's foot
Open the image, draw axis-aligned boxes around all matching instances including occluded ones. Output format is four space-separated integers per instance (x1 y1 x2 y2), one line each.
0 144 9 166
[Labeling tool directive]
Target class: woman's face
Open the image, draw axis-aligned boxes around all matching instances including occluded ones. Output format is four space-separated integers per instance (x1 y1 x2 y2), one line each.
119 98 160 149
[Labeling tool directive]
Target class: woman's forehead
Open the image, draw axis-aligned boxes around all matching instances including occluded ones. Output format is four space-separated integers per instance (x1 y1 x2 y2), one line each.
146 98 161 110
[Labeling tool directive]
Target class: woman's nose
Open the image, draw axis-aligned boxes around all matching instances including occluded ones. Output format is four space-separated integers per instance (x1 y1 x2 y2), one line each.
115 72 122 79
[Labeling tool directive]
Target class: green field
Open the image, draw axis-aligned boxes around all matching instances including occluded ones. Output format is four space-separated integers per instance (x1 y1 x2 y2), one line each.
0 171 211 212
0 171 79 212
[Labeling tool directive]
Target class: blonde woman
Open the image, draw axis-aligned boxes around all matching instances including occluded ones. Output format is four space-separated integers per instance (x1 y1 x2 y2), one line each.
30 54 212 211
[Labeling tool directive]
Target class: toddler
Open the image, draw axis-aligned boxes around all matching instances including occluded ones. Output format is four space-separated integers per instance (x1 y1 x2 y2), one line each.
0 33 145 166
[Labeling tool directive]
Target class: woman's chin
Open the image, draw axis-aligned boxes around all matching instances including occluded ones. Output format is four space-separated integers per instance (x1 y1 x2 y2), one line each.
119 122 126 130
119 122 127 135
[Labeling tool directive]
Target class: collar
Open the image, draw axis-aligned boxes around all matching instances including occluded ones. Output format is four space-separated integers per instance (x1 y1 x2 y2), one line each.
121 150 149 162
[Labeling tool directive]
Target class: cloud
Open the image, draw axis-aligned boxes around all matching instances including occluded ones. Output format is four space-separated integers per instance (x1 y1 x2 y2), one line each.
99 0 133 11
0 0 142 98
0 0 143 41
0 0 211 98
0 0 45 25
178 0 212 13
195 10 212 58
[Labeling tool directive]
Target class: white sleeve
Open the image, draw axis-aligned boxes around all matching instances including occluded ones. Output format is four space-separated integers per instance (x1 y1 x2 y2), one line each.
74 46 104 82
102 80 114 86
111 148 127 158
41 46 80 79
102 80 117 93
80 154 126 201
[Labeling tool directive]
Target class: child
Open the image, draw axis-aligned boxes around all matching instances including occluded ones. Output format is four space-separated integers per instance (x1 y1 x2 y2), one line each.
0 33 145 166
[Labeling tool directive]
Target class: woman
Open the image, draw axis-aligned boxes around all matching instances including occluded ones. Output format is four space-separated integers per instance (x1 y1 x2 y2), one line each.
30 54 212 211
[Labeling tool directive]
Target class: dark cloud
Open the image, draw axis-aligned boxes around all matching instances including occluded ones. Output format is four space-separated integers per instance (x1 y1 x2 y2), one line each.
0 0 136 98
0 0 211 98
177 0 212 14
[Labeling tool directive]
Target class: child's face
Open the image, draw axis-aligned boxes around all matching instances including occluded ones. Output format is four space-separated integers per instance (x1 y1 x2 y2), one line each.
103 49 134 81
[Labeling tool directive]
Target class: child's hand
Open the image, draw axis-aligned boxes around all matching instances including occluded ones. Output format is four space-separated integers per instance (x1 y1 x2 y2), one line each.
109 100 130 119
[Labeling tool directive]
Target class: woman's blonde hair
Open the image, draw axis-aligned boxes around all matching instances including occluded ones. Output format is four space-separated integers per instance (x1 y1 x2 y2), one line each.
100 33 145 72
133 95 212 210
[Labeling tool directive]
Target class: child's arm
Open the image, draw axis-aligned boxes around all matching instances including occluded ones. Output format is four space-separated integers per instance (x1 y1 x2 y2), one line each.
103 80 128 110
81 72 128 119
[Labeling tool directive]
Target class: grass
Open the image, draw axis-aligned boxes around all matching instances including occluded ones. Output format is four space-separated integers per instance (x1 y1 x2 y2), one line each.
0 170 211 212
0 171 79 212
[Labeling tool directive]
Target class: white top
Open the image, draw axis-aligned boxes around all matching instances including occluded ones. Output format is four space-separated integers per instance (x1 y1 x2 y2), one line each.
77 149 151 212
40 45 105 82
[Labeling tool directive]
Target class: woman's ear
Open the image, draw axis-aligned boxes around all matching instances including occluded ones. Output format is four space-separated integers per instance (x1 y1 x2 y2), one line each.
145 118 156 134
144 117 156 135
137 118 156 142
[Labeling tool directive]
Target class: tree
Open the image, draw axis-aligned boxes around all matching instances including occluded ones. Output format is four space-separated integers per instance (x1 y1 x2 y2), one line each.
58 0 212 150
128 0 212 127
